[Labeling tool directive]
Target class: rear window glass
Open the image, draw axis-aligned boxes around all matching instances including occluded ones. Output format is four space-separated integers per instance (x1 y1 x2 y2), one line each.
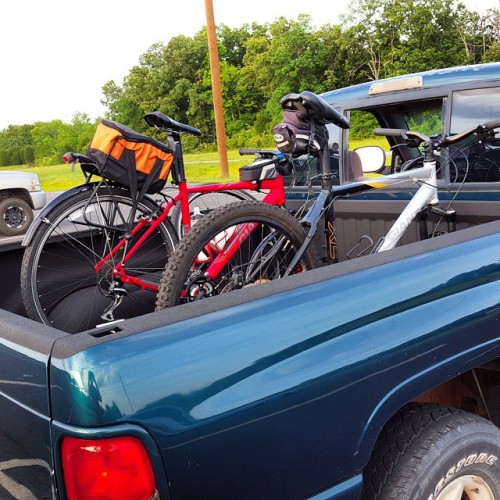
450 88 500 133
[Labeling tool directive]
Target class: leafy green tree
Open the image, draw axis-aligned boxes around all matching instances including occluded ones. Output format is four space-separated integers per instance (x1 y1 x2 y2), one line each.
237 33 274 126
320 24 369 90
31 121 65 165
0 124 34 166
218 23 253 67
30 117 94 165
265 16 327 119
56 114 96 154
344 0 477 78
480 8 500 61
483 42 500 62
101 80 144 132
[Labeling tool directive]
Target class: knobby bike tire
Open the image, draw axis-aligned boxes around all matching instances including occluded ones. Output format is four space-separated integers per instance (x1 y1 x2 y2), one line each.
21 186 177 333
170 189 256 237
156 201 321 310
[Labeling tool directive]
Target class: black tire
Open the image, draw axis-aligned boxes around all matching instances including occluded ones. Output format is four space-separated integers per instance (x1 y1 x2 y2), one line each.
0 196 34 236
170 189 256 237
21 187 177 333
363 403 500 499
156 201 321 309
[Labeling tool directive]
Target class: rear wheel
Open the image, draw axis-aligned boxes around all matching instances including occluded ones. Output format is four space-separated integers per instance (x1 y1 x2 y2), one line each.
363 403 500 499
21 186 177 332
156 201 321 309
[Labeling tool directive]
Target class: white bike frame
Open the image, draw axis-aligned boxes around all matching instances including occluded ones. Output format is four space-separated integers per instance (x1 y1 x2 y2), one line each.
368 162 438 252
285 158 439 274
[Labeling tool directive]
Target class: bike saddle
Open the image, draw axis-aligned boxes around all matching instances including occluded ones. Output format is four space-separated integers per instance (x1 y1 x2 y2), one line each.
144 112 202 136
280 91 350 129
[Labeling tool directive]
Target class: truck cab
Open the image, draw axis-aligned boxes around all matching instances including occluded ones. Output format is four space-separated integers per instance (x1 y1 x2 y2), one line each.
287 63 500 260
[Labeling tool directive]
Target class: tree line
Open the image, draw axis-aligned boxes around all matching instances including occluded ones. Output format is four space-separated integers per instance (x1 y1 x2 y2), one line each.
0 114 95 167
1 0 499 167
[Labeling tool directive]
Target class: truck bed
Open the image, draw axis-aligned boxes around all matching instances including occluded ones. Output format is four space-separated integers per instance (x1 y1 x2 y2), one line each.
0 219 499 498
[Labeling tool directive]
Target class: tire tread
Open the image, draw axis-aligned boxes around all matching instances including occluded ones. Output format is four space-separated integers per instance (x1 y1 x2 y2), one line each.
363 403 499 499
156 201 321 309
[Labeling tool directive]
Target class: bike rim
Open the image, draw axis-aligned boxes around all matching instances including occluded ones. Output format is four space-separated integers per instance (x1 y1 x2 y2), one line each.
180 220 309 302
28 192 174 332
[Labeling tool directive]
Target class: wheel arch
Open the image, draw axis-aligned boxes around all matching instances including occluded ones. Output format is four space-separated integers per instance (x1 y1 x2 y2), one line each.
356 346 500 476
0 188 33 208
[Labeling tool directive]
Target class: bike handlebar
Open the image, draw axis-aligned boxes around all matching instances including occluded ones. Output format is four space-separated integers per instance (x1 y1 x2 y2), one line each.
239 148 282 158
373 128 407 137
374 120 500 147
239 148 263 155
484 119 500 130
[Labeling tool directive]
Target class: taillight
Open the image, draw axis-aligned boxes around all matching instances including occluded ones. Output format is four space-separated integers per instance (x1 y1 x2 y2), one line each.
62 152 74 163
61 436 157 500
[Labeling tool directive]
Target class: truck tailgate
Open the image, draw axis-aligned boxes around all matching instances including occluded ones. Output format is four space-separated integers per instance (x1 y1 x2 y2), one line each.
0 308 65 499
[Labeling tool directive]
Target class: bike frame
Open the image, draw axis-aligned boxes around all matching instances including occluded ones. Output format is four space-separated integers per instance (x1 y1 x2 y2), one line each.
94 176 286 292
333 162 438 252
200 158 440 281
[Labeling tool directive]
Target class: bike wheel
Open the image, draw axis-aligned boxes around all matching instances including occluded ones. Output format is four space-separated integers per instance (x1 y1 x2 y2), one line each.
170 189 256 237
21 186 177 333
156 201 321 309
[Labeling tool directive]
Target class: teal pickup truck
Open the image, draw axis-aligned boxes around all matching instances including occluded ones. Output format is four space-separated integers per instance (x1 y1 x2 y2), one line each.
0 64 499 499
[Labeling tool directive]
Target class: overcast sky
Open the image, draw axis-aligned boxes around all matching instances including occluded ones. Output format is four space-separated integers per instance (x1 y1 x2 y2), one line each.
0 0 498 130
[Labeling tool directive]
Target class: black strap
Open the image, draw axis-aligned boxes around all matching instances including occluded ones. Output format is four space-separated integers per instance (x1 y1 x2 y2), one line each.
128 159 164 227
138 159 163 199
126 160 139 229
308 118 317 152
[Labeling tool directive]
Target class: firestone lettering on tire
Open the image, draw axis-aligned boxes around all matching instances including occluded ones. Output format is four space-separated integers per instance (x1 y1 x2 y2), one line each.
427 453 498 500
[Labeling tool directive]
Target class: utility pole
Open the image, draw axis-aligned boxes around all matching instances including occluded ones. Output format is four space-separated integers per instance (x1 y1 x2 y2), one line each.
204 0 229 178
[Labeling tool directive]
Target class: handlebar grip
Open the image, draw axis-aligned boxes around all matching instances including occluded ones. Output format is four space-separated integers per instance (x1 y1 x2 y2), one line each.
483 119 500 131
374 128 408 137
239 148 262 156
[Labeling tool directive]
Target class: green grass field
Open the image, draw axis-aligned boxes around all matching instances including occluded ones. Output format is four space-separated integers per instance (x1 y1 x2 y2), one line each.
0 139 388 192
0 150 252 191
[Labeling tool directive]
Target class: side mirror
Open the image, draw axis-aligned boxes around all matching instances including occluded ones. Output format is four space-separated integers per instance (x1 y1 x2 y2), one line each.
354 146 386 173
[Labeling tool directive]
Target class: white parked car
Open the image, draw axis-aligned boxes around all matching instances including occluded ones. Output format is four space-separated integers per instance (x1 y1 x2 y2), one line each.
0 171 46 236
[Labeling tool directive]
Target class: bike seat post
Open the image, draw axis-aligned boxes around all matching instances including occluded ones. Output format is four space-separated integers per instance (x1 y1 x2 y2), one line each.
319 144 333 192
168 131 186 184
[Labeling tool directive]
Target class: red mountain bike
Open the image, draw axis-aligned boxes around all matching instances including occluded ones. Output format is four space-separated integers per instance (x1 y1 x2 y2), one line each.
20 113 291 332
